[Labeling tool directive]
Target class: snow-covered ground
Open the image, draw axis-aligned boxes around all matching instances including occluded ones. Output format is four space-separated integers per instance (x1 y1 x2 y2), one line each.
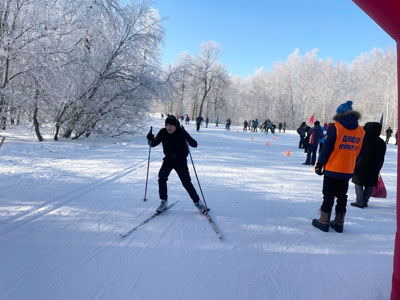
0 117 396 300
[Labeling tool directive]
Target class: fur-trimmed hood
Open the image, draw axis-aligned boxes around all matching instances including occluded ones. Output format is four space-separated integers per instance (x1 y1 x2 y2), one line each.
333 110 361 130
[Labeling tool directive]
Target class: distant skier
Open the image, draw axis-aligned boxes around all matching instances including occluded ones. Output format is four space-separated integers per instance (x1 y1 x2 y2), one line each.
386 126 393 144
196 116 203 132
243 120 248 132
252 119 258 132
226 118 231 130
266 119 273 134
146 115 206 213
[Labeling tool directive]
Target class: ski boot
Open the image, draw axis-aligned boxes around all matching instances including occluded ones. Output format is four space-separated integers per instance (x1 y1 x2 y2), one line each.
194 202 208 214
156 200 168 214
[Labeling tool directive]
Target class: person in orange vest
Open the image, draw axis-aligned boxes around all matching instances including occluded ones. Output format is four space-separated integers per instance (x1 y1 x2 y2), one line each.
312 100 365 233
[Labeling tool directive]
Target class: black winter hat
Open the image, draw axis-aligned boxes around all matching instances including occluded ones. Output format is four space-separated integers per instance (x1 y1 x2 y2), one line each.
165 115 178 127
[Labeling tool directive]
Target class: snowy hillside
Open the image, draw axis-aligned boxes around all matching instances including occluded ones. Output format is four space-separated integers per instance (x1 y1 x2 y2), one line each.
0 118 396 300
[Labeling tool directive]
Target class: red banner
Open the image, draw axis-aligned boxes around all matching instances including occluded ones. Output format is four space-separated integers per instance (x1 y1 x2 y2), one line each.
308 113 314 125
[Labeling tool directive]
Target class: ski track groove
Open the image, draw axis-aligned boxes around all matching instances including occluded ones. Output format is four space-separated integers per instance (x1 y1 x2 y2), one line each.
120 204 155 235
17 232 127 299
129 270 144 297
0 162 165 299
154 205 184 248
0 157 156 237
2 199 123 298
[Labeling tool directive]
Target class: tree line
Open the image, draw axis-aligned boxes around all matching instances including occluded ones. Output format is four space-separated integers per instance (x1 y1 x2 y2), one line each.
159 45 397 132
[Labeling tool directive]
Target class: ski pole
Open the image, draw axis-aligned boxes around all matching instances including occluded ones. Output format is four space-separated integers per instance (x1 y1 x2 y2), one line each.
143 126 152 201
186 141 209 211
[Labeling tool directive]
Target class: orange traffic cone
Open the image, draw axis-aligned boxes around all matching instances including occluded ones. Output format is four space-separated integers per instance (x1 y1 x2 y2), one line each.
266 141 270 146
286 149 291 156
251 136 254 141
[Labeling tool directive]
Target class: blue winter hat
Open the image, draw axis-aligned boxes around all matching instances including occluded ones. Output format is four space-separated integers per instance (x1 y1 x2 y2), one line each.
336 100 353 114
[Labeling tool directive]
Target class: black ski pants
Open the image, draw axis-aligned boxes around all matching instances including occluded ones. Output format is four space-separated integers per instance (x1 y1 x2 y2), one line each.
158 157 200 203
320 175 349 214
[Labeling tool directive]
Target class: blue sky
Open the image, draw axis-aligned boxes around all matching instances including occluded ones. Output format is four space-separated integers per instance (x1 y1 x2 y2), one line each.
153 0 396 77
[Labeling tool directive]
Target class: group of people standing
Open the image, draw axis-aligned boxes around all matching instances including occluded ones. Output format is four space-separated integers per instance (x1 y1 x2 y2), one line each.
297 101 387 233
242 119 286 134
298 121 328 166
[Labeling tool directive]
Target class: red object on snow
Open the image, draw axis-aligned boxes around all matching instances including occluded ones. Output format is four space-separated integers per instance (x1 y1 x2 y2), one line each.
351 1 400 299
371 175 387 198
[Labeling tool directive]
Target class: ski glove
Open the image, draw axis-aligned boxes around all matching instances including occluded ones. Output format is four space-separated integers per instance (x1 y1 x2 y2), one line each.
314 162 323 176
146 132 154 140
146 127 154 141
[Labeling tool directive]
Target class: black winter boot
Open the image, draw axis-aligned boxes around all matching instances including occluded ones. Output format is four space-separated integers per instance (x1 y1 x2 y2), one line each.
312 211 331 232
350 201 364 209
330 212 346 233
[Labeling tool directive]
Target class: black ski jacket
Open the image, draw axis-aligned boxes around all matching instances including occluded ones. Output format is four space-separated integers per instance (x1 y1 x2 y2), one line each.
150 126 197 159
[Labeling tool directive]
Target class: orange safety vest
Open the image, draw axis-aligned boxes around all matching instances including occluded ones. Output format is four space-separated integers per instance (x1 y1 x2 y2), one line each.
324 122 365 174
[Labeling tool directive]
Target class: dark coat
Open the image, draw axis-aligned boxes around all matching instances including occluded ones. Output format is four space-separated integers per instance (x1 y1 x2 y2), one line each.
352 122 386 187
309 125 323 148
150 126 197 159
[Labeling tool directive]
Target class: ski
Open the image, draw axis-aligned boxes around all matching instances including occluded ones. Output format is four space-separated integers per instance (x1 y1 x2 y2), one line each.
200 210 222 240
120 201 179 238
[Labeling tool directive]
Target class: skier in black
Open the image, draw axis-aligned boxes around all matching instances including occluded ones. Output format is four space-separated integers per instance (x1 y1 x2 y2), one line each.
196 116 203 132
243 120 248 132
146 115 206 213
386 126 393 144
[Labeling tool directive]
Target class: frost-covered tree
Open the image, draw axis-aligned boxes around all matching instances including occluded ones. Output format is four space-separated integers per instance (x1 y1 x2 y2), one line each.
221 47 397 130
0 0 165 140
191 41 228 119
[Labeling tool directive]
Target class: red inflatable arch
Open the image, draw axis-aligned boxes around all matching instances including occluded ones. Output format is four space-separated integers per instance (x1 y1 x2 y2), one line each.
352 1 400 299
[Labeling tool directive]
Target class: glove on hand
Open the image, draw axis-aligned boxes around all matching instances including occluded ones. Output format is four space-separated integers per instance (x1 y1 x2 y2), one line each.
314 162 323 176
146 127 154 141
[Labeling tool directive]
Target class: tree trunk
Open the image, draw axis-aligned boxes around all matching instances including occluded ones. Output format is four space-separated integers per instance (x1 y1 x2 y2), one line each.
54 125 60 141
0 54 10 130
33 106 43 142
